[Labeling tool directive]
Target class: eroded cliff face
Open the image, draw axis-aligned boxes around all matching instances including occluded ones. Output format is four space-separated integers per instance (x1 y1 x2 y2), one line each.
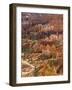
21 12 63 77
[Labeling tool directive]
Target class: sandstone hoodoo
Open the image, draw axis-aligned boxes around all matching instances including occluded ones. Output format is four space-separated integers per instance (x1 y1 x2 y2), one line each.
21 12 63 77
